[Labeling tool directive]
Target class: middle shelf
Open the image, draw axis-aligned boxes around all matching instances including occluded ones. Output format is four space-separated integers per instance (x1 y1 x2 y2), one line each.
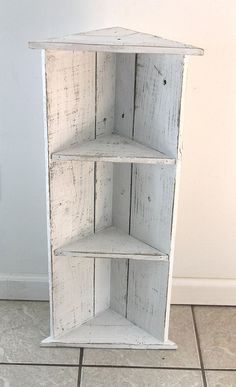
55 226 168 261
52 134 175 165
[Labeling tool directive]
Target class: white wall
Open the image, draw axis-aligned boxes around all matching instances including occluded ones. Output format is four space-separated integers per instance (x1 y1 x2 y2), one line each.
1 0 235 303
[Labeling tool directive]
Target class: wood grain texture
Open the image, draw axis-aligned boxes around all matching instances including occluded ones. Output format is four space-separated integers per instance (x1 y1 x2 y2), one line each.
41 46 190 347
52 134 174 164
96 53 116 136
134 54 184 158
114 53 135 137
55 226 168 260
130 164 176 254
45 50 96 336
29 27 204 56
127 261 169 340
42 308 176 348
93 52 116 316
45 50 95 153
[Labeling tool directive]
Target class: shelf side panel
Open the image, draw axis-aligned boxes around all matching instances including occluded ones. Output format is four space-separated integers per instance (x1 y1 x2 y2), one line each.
127 261 169 340
45 50 96 336
45 50 96 153
134 54 184 158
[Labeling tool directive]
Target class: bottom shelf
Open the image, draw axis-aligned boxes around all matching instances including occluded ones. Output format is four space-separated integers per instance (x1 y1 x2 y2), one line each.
41 309 176 349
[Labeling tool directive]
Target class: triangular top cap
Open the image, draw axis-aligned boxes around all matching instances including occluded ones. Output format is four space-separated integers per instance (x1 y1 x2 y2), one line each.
29 26 203 55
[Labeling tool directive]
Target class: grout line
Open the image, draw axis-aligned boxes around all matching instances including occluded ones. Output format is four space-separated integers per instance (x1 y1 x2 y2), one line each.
191 306 208 387
80 364 202 371
77 348 84 386
2 361 236 372
0 362 80 367
205 368 236 372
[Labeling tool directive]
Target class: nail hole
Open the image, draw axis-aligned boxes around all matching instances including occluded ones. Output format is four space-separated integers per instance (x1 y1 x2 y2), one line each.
163 79 167 85
122 113 125 118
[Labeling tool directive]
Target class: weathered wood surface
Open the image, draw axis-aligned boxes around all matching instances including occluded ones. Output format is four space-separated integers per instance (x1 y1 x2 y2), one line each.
41 309 177 349
45 51 96 336
29 27 204 56
55 226 168 260
41 46 190 346
127 261 169 340
52 134 175 164
134 54 184 158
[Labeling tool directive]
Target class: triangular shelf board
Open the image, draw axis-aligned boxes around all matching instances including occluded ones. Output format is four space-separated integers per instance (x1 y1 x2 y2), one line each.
29 26 204 55
55 226 168 261
41 309 177 349
52 134 175 165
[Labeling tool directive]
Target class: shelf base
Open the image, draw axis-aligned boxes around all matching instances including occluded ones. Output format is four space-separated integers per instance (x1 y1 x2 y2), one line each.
41 309 177 349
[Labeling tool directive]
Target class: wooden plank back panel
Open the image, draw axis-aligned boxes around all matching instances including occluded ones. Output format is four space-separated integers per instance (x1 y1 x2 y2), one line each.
134 54 184 158
114 53 135 137
45 50 96 153
45 50 96 336
130 164 176 254
127 261 169 340
96 53 116 136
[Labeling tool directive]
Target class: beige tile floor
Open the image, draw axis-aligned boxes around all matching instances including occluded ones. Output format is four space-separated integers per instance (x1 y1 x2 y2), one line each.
0 302 235 386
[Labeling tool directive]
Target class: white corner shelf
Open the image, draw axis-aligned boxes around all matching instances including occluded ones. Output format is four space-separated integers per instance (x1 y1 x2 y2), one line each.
52 134 175 165
30 26 203 349
55 226 168 261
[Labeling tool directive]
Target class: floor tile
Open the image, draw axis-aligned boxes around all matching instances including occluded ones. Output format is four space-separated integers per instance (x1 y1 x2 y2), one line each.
81 367 203 387
83 305 200 368
0 364 78 387
0 301 80 364
193 306 236 369
206 371 236 386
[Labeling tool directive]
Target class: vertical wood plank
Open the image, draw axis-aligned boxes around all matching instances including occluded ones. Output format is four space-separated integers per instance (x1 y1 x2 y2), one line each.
127 261 169 340
110 258 128 316
110 54 136 316
115 53 135 137
131 164 176 254
94 53 116 314
134 54 184 158
45 50 95 336
94 162 113 314
127 54 184 340
96 52 116 137
46 50 96 153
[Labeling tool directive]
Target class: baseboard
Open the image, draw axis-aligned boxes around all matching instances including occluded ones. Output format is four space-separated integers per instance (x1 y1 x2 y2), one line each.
0 274 49 301
172 277 236 305
1 274 235 305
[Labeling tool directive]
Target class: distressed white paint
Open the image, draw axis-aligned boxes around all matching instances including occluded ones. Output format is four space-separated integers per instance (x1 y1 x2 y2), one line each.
29 27 203 56
41 309 177 349
52 134 175 164
32 27 201 347
45 50 96 336
55 226 168 260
